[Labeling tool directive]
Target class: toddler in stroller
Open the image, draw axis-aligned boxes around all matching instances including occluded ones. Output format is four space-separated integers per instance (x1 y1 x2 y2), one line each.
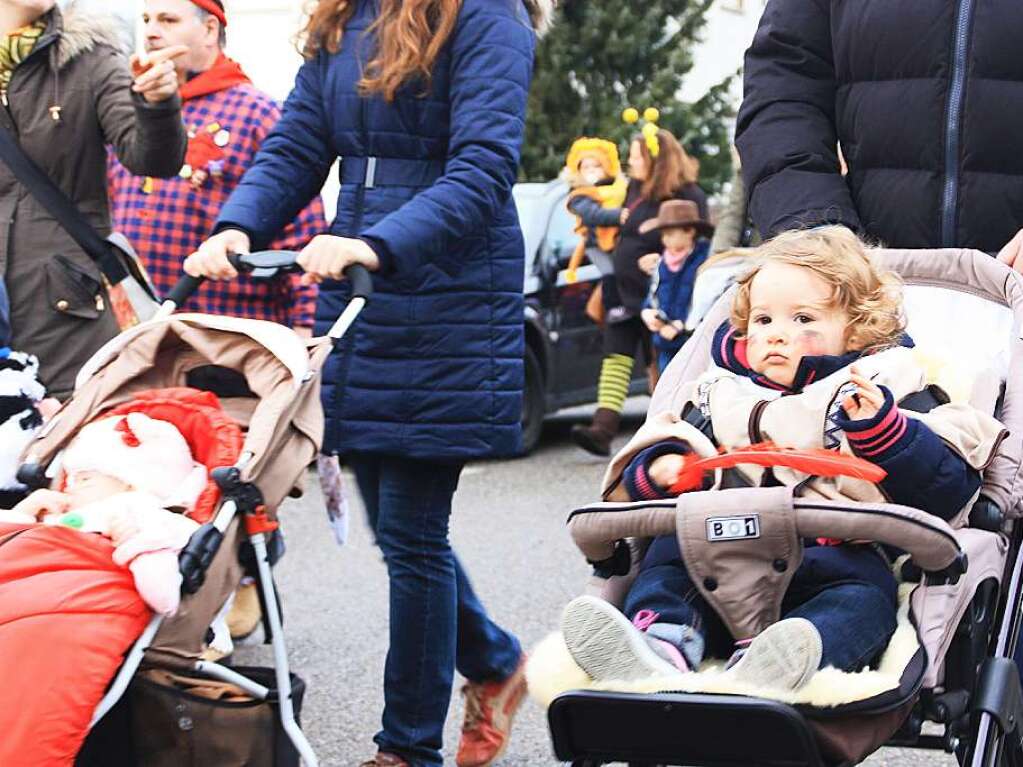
561 226 1004 690
530 233 1023 766
1 411 216 615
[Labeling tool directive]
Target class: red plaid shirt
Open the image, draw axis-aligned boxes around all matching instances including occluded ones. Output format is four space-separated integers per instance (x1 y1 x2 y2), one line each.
108 84 326 327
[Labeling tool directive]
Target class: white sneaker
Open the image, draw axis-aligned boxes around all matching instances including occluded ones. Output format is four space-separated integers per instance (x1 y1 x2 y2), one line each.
561 596 682 682
726 618 822 692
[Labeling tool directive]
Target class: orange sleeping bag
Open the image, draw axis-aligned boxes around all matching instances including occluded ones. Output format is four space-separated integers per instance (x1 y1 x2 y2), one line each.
0 523 151 766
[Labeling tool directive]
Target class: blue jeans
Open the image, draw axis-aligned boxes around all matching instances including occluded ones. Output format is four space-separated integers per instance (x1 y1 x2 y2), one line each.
624 537 898 672
349 453 522 766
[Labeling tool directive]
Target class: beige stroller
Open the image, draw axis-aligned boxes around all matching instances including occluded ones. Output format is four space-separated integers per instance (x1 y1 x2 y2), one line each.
535 248 1023 766
16 253 369 767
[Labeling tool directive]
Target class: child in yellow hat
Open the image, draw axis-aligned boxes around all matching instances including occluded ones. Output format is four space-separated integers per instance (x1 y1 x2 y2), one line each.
563 138 628 285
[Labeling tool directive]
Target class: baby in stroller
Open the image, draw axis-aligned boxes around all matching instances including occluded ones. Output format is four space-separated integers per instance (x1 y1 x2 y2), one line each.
561 226 1005 692
0 411 207 615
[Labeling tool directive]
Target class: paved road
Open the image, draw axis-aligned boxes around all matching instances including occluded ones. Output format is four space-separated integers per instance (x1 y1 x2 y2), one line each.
236 400 956 767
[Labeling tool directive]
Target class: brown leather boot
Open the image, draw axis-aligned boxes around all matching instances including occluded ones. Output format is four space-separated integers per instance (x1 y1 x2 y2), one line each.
570 407 621 456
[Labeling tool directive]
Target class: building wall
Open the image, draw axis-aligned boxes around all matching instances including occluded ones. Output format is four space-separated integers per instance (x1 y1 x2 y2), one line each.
679 0 767 104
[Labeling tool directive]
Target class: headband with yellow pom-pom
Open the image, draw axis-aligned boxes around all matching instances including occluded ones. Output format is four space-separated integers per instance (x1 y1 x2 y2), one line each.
624 106 662 157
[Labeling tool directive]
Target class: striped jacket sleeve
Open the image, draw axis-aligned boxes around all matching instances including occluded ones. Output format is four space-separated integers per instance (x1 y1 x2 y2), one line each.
834 386 981 520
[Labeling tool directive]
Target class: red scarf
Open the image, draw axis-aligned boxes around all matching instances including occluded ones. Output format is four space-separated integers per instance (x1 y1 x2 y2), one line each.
179 53 250 102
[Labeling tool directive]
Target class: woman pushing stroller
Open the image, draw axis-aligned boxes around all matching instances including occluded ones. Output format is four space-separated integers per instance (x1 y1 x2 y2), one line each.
561 227 1005 692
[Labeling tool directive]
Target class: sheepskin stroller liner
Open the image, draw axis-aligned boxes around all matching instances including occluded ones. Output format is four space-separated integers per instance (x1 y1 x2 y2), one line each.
18 307 348 767
539 248 1023 767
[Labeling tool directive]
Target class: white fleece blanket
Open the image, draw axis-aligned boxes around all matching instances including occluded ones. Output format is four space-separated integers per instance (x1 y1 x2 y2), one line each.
527 583 920 709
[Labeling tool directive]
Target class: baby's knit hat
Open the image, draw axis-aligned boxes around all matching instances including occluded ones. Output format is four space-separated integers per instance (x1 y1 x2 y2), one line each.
62 412 208 510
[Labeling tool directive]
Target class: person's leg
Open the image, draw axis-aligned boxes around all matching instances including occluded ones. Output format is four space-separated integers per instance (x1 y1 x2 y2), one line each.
453 558 522 682
453 556 528 767
571 319 640 456
562 536 731 681
783 546 899 672
349 453 461 767
726 545 898 691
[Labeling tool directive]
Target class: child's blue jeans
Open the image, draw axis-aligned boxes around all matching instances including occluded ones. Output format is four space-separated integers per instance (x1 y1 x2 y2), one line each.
623 535 899 672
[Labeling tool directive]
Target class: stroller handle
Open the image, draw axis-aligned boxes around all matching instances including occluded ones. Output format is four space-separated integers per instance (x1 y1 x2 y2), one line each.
162 252 374 309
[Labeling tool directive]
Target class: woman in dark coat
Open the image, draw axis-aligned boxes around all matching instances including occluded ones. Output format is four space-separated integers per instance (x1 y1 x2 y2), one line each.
571 129 708 456
185 1 550 765
0 1 186 398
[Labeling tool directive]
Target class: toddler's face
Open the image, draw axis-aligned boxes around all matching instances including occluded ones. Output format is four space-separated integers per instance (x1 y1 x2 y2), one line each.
578 156 607 186
662 226 695 253
744 263 851 387
65 470 132 507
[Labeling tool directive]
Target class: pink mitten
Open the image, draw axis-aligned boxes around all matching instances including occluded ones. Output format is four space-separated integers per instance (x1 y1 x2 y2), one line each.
128 550 183 615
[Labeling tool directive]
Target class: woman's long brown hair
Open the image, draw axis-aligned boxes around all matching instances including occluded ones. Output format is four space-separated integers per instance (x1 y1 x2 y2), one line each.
633 130 699 201
300 0 462 102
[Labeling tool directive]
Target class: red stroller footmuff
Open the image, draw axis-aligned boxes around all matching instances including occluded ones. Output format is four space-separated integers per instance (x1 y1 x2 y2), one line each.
0 523 150 767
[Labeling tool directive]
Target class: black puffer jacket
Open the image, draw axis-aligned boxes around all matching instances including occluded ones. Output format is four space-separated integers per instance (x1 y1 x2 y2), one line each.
736 0 1023 252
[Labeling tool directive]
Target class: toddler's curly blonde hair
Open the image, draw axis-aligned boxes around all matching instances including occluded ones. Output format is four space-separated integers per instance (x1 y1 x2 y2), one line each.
731 227 905 353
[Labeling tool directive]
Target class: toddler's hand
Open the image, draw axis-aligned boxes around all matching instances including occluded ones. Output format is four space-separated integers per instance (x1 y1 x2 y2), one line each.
843 366 885 420
11 489 71 522
638 253 660 276
649 453 686 490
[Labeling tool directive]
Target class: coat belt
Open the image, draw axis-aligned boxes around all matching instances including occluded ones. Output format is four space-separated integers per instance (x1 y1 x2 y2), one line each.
340 156 445 189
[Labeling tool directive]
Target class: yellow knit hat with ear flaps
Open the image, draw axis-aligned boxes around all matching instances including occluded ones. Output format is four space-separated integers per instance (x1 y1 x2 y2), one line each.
565 137 623 180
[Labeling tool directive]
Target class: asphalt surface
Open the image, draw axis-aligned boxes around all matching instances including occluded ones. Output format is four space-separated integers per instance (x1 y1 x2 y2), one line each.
236 399 956 767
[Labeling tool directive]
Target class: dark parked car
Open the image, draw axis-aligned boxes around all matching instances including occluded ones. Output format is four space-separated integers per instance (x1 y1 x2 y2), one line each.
515 180 647 453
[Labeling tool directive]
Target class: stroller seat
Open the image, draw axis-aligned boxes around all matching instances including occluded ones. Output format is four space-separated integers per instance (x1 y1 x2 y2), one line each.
531 248 1023 766
13 312 331 767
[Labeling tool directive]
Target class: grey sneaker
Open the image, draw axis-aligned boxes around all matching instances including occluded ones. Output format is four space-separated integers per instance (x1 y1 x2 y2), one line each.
725 618 822 692
561 596 683 682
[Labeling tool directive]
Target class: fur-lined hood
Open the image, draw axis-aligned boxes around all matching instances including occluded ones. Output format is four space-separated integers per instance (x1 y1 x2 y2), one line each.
48 7 125 70
524 0 556 35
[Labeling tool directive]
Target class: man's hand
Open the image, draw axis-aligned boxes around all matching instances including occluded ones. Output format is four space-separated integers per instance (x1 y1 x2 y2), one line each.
184 229 252 281
641 308 664 332
130 45 187 104
619 208 630 225
843 365 885 420
998 228 1023 273
11 489 71 522
638 252 660 276
297 235 380 286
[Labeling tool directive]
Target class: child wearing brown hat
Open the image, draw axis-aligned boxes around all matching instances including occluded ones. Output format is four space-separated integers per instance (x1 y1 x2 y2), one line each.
639 199 714 372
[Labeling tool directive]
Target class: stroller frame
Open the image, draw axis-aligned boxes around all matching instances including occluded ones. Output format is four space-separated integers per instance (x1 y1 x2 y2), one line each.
16 253 372 767
547 248 1023 767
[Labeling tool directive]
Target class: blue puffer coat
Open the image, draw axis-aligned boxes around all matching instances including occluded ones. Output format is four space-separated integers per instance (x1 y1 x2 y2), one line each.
216 0 538 460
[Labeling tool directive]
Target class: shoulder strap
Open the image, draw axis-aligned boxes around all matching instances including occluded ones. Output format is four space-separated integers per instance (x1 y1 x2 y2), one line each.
0 125 126 282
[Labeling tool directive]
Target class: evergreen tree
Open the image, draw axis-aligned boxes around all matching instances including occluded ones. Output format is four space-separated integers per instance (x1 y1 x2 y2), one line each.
521 0 736 194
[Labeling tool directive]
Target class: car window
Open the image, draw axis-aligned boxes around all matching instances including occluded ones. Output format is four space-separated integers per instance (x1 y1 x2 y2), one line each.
543 198 583 268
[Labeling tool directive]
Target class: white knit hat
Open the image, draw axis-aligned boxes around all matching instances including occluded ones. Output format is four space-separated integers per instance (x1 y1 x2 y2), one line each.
62 412 208 510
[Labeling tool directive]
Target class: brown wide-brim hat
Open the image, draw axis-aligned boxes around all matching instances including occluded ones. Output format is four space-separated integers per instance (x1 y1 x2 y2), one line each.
639 199 714 238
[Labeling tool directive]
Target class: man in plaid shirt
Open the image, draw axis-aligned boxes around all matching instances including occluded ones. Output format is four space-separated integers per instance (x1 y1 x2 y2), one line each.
108 0 325 331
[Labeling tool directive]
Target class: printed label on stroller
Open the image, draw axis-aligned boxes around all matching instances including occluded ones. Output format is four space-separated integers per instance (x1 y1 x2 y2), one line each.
706 514 760 542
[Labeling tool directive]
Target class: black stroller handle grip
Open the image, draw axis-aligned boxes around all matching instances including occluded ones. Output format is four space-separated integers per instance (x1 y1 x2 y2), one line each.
164 252 373 308
345 263 374 300
164 252 264 307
